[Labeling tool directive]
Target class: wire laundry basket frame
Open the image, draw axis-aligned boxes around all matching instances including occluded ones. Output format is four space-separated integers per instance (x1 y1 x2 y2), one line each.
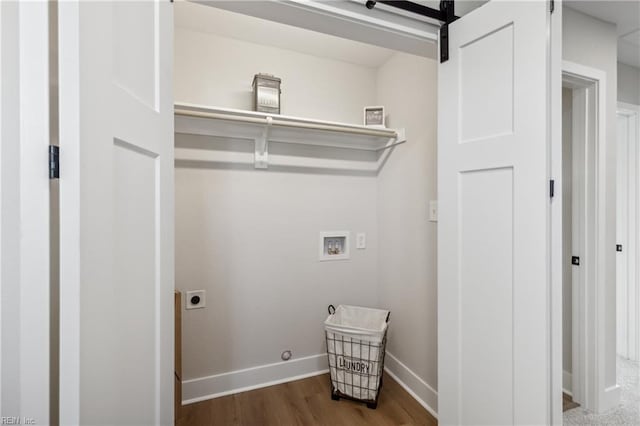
325 304 389 409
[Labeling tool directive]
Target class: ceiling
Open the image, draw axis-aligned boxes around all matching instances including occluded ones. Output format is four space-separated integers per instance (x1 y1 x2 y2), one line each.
176 0 639 69
565 0 640 68
410 1 640 68
174 1 396 68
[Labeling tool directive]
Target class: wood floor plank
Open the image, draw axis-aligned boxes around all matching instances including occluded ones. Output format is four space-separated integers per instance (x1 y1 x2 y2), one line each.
209 393 239 425
280 381 325 425
562 392 580 412
179 375 576 424
177 373 437 425
176 399 211 426
382 376 434 425
235 387 269 425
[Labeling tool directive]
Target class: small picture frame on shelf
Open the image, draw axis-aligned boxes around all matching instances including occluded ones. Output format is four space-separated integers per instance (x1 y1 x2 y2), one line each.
364 106 385 128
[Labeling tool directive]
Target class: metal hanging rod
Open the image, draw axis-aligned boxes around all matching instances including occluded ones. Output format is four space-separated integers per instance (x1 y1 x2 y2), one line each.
174 108 400 138
365 0 458 62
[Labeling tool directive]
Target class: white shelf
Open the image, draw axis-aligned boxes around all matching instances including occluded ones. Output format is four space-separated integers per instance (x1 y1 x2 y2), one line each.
174 103 406 169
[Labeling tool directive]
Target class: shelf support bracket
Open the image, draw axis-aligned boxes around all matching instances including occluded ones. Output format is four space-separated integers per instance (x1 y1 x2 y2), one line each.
377 128 407 151
255 116 272 169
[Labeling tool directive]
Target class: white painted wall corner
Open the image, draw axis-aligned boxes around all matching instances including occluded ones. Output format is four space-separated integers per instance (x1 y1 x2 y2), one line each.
383 351 438 419
563 370 573 396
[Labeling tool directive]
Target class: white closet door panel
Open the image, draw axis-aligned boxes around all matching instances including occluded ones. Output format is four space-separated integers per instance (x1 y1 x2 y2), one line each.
59 1 174 424
438 1 555 424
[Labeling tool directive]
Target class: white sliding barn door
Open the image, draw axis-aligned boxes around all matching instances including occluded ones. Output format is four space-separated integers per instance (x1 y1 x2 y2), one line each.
438 1 557 424
58 2 174 424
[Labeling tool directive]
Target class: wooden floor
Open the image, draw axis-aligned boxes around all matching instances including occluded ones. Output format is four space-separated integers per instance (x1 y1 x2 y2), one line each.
563 393 580 412
177 373 437 426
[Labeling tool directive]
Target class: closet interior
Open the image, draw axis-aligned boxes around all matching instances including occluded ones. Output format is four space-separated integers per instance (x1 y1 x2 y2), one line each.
173 0 438 410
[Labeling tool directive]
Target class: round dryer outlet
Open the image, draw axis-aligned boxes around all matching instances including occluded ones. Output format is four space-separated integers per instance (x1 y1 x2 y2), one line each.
186 290 206 309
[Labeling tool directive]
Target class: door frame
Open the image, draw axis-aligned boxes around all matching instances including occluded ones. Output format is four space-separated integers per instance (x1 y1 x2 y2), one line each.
616 102 640 362
560 60 616 412
0 0 51 422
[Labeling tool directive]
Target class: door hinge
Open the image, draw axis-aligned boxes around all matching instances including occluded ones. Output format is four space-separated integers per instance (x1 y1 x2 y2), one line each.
49 145 59 179
550 0 555 14
549 179 555 198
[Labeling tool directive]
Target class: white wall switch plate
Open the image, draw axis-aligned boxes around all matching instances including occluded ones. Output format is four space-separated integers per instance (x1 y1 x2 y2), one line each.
356 233 366 249
186 290 206 310
429 200 438 222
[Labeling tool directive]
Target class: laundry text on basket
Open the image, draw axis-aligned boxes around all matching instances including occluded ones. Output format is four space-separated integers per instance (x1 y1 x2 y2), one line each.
337 355 372 375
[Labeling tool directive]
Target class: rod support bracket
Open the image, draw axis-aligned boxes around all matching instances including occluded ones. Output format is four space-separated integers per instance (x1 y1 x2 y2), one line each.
255 116 272 169
376 128 407 152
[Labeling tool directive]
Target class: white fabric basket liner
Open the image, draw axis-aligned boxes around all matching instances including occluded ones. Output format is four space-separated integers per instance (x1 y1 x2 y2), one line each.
324 305 389 343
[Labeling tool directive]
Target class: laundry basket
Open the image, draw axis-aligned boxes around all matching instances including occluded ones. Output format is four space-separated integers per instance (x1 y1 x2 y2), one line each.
324 304 390 409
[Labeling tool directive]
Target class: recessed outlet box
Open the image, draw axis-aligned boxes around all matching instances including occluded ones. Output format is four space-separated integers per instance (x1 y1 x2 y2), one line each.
186 290 206 310
319 231 350 261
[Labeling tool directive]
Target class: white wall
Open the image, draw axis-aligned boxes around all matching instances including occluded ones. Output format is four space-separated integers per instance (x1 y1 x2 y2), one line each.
563 5 618 404
376 52 438 410
562 87 573 391
174 25 439 410
175 28 377 124
618 62 640 106
175 28 381 386
175 161 380 374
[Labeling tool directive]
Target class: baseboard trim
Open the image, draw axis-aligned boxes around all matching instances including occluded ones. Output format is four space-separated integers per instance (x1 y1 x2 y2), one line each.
383 351 438 419
563 370 573 396
601 384 621 412
182 353 329 405
182 349 440 419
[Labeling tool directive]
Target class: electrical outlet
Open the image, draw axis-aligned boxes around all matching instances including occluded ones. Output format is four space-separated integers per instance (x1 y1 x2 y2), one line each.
186 290 206 310
356 233 366 249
